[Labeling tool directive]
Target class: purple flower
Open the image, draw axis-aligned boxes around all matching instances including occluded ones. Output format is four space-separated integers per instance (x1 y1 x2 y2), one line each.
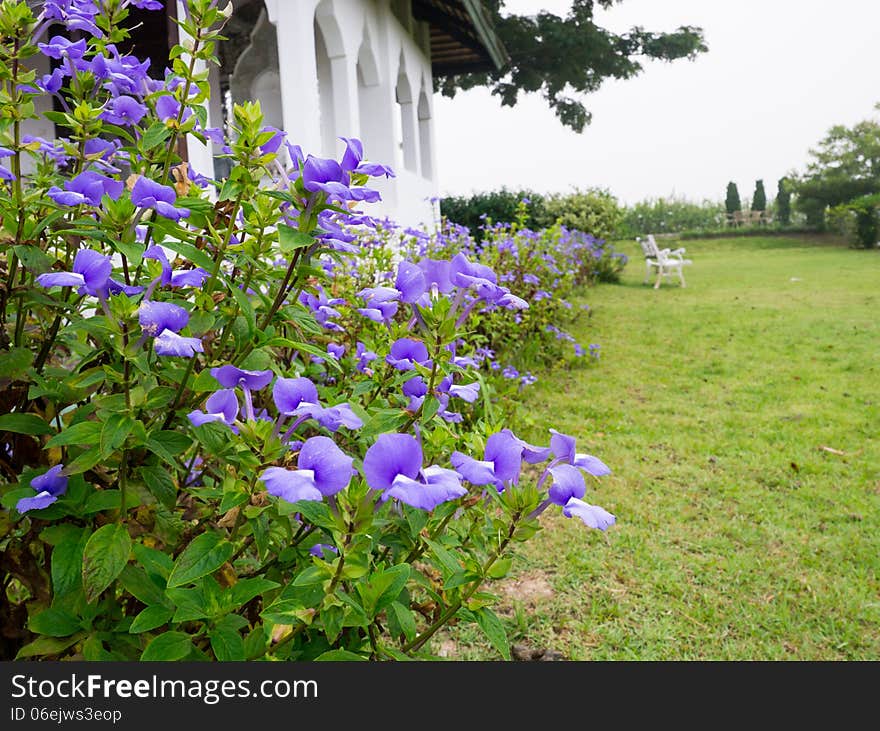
154 330 203 358
301 156 348 199
131 177 190 221
36 249 112 297
549 429 611 477
339 136 395 178
143 245 209 289
363 433 466 511
451 429 551 491
16 465 67 514
100 95 149 126
259 436 354 502
38 35 87 59
395 261 426 304
211 366 274 391
545 464 615 531
417 258 454 294
273 377 319 414
188 389 239 427
386 338 431 371
138 300 188 336
356 342 377 373
47 171 123 207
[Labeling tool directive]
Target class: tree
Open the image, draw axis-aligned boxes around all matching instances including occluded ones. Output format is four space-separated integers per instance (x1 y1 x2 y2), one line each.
752 179 766 211
791 106 880 226
437 1 707 133
775 177 791 225
725 182 741 215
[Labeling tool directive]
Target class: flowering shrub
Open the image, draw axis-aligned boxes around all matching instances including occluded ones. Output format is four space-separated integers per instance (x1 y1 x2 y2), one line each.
0 0 615 662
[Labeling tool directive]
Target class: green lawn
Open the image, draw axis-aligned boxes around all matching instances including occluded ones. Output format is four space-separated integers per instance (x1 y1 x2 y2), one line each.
445 234 880 660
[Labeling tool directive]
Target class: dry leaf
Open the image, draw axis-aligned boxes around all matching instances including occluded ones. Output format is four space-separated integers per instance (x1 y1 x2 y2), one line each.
818 445 847 456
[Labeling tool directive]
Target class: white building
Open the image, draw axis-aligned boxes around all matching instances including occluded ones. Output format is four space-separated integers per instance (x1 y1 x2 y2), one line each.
184 0 507 230
26 1 505 229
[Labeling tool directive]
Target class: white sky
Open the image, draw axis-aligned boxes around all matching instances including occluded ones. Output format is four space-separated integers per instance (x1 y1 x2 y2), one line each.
433 0 880 205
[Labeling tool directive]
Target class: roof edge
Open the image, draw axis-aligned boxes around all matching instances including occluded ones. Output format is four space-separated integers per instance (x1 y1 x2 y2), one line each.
459 0 508 71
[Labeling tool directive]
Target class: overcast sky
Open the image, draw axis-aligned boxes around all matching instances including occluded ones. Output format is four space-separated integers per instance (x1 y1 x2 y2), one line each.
433 0 880 206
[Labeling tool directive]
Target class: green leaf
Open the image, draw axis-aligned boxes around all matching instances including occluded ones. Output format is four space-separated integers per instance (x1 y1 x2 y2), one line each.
474 607 511 660
139 465 177 508
388 601 418 643
120 565 168 607
166 532 234 588
141 121 172 151
487 557 513 579
424 538 462 578
141 631 193 661
83 490 122 514
51 531 86 598
356 564 411 617
209 623 246 661
100 413 134 457
45 421 102 448
230 577 280 608
166 586 210 622
129 605 174 634
291 499 337 531
81 524 132 603
15 634 84 659
28 607 81 637
261 599 312 626
161 237 216 272
314 649 367 661
228 280 256 338
132 543 173 579
12 244 53 275
0 347 32 380
146 430 192 463
278 224 315 254
0 413 52 435
63 446 104 476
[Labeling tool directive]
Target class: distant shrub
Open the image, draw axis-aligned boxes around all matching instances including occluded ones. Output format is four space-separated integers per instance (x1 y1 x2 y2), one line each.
725 182 742 214
440 189 548 238
619 196 725 237
828 193 880 248
543 187 622 242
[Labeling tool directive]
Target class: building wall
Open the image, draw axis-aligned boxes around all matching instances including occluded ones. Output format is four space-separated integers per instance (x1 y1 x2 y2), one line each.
189 0 441 231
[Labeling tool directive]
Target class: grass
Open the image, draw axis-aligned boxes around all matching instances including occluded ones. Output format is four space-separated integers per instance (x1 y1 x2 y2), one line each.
442 234 880 660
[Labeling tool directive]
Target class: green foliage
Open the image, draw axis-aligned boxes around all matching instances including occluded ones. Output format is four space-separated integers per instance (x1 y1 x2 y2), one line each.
725 182 742 214
752 179 767 211
775 177 792 226
620 196 725 236
791 107 880 228
543 188 622 242
440 188 547 240
436 1 707 132
828 192 880 248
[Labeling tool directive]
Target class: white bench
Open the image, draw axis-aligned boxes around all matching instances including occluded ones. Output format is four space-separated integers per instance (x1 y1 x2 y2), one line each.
636 234 693 289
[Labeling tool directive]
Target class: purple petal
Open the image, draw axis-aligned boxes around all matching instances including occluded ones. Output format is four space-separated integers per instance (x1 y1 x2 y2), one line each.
273 376 319 414
297 436 354 496
449 382 480 403
260 466 323 503
449 452 498 487
16 491 59 513
395 261 427 304
154 330 203 357
36 271 86 289
363 433 422 491
73 249 113 290
210 365 274 390
402 376 427 398
138 300 189 335
31 465 68 497
562 497 616 530
169 268 209 287
302 156 345 191
205 389 239 424
314 404 363 432
547 464 586 506
131 176 177 207
573 453 612 477
549 429 577 463
484 431 524 486
384 467 466 511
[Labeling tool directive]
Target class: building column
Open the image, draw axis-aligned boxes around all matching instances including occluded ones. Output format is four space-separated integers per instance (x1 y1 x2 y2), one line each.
265 0 322 155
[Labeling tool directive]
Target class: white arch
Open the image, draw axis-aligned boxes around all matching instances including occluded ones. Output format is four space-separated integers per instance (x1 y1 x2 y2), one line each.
417 85 432 181
395 54 417 173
